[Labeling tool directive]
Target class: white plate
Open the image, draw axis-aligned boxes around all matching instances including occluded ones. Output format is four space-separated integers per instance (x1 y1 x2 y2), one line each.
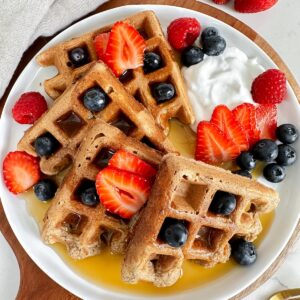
0 5 300 300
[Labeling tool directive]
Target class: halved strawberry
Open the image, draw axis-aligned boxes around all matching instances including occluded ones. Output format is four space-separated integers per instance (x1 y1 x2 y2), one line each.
96 167 151 219
255 104 277 140
211 105 249 151
108 149 157 179
195 121 240 164
94 32 110 62
232 103 260 147
3 151 40 194
105 21 146 77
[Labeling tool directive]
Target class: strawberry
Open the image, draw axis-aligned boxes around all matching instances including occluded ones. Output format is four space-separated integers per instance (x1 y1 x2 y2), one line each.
94 32 110 62
213 0 230 4
105 21 146 77
3 151 40 194
195 121 240 164
255 104 277 140
108 149 156 179
232 103 260 146
96 167 151 219
211 105 249 151
12 92 48 124
251 69 287 105
235 0 278 13
167 18 201 51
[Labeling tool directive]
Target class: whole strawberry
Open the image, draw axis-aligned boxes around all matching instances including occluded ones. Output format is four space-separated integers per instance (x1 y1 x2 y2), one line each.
12 92 48 124
167 18 201 51
235 0 278 13
251 69 287 104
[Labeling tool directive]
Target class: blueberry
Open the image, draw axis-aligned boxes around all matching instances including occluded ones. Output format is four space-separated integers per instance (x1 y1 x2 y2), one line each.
236 151 256 171
159 218 188 248
263 163 286 183
143 52 162 73
231 239 257 266
83 87 109 112
34 179 57 201
34 133 60 157
201 27 219 42
232 169 252 179
68 47 89 67
182 46 204 67
252 139 278 162
202 35 226 56
276 144 297 166
209 191 236 215
152 83 175 103
276 124 299 144
80 186 99 207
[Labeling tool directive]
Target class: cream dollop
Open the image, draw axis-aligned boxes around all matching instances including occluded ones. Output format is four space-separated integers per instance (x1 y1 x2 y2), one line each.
182 47 265 131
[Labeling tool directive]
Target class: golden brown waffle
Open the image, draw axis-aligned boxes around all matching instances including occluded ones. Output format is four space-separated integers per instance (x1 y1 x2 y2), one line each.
18 61 174 175
42 119 163 259
36 10 194 133
122 154 279 287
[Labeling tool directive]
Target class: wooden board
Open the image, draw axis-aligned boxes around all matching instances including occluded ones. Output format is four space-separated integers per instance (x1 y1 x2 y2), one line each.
0 1 299 299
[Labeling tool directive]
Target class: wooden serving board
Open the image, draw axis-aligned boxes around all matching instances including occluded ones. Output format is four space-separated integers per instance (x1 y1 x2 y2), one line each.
0 1 299 299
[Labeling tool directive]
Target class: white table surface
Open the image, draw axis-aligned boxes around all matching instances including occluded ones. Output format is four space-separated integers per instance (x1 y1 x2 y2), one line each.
198 0 300 299
0 1 299 300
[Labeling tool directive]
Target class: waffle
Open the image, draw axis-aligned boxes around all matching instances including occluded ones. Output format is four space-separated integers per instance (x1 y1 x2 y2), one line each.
122 154 280 287
36 10 195 134
42 119 163 259
18 61 174 175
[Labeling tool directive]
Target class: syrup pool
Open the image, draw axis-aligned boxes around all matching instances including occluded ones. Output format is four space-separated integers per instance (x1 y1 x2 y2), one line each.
23 119 275 296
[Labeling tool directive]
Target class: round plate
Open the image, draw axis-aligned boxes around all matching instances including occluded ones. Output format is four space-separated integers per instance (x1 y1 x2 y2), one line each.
0 5 300 300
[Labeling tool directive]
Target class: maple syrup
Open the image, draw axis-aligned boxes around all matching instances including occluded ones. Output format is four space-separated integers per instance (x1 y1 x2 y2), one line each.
23 119 275 295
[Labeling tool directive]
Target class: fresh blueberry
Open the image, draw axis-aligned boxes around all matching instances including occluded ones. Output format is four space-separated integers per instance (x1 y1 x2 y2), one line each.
159 218 188 248
80 186 100 207
232 169 252 179
201 27 219 42
231 239 257 266
143 52 162 73
236 152 256 171
276 144 297 166
83 87 109 112
68 47 89 67
34 179 57 201
276 124 299 144
263 163 286 183
34 133 60 157
152 83 175 103
252 139 278 162
182 46 204 67
209 191 236 215
202 35 226 56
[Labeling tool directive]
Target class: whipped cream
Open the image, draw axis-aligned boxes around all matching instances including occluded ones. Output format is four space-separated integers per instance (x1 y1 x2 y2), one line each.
182 47 265 131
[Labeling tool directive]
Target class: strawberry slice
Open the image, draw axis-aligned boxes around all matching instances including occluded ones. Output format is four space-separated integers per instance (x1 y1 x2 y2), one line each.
94 32 110 62
108 149 157 179
211 105 249 151
105 21 146 77
195 121 240 164
232 103 260 147
96 167 151 219
3 151 40 194
255 104 277 140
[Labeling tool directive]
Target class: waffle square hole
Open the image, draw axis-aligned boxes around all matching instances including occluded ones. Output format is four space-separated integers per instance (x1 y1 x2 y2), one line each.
171 180 210 214
93 148 115 169
73 179 96 202
134 90 143 103
143 48 165 74
150 77 177 104
62 213 88 235
67 45 91 68
55 111 86 138
110 113 136 136
193 226 227 251
141 136 160 152
119 69 134 84
149 254 180 273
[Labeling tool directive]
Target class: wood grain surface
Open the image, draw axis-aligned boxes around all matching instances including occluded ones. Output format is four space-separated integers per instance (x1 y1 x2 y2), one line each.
0 1 299 299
